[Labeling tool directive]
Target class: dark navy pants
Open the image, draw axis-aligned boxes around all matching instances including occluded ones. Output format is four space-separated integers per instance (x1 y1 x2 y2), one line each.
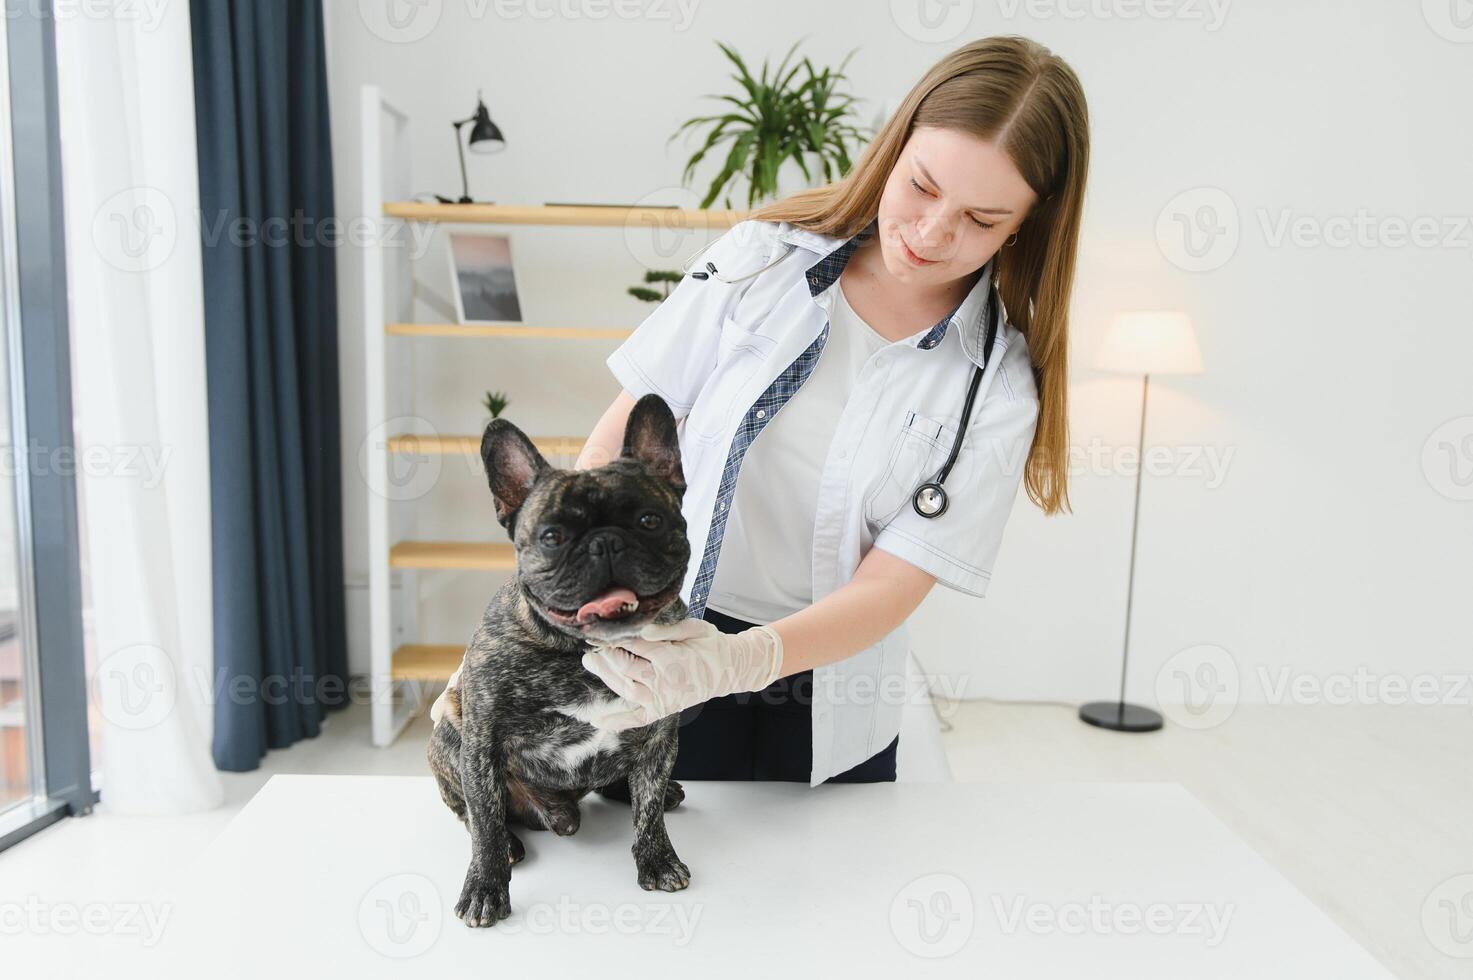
668 606 899 783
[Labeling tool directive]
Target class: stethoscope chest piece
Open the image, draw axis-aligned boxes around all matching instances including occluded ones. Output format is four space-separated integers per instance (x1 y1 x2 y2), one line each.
912 482 949 518
906 266 1004 521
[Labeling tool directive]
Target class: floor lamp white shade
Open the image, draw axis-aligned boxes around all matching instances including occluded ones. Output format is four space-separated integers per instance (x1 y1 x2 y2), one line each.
1080 311 1204 733
1095 310 1205 375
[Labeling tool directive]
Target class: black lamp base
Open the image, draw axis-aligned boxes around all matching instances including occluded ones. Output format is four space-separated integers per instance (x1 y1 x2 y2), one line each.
1078 701 1164 732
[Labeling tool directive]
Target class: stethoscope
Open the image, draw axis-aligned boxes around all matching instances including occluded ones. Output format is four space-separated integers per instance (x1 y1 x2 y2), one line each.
680 234 1002 520
682 237 799 283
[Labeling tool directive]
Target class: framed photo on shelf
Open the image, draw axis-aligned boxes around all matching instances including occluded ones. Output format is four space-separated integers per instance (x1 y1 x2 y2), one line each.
447 232 524 324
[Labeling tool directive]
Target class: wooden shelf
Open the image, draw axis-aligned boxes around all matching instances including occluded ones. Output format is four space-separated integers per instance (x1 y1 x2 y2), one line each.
391 644 463 681
382 202 747 228
387 434 585 456
386 323 634 340
389 541 516 570
362 93 754 746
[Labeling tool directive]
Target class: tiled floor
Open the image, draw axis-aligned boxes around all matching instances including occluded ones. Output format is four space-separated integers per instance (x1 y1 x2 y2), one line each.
2 699 1465 979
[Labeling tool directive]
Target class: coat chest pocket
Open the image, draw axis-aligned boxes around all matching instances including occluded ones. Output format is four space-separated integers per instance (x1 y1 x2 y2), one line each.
717 313 775 361
863 410 961 527
685 316 775 446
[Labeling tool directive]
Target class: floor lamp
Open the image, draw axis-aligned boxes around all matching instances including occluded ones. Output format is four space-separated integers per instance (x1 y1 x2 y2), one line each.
1080 311 1204 733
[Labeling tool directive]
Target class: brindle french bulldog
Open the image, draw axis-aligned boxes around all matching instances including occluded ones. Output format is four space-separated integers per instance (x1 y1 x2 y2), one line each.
427 393 694 928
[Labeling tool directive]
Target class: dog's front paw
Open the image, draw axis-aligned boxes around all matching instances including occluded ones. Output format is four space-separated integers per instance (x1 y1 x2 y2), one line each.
636 850 691 892
455 870 511 927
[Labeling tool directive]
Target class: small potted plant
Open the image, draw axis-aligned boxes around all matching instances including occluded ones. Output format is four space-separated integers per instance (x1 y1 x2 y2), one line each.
669 40 871 209
628 269 683 304
482 390 509 422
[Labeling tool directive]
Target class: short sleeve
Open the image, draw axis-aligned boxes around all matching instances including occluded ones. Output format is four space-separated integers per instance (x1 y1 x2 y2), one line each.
871 349 1040 598
606 219 772 416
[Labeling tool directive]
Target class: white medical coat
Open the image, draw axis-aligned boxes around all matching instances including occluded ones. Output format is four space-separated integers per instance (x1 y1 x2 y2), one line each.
606 218 1039 785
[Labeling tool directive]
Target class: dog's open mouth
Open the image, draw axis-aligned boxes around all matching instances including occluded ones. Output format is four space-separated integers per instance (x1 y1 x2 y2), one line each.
542 581 681 628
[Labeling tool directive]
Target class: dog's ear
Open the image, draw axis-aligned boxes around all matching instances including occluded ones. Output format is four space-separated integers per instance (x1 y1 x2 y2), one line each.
481 418 550 530
621 394 685 492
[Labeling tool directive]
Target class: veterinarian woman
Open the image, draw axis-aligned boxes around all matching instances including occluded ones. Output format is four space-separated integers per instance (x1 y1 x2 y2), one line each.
577 35 1086 790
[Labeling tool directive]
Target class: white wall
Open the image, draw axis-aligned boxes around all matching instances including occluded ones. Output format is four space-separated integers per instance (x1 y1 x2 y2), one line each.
323 1 1473 708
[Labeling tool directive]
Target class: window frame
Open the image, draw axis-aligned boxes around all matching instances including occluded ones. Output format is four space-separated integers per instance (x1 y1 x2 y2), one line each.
0 0 96 854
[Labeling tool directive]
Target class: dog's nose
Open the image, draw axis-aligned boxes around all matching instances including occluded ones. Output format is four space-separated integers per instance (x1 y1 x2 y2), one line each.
585 529 626 557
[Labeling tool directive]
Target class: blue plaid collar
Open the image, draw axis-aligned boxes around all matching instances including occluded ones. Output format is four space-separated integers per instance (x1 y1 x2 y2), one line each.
778 219 1000 361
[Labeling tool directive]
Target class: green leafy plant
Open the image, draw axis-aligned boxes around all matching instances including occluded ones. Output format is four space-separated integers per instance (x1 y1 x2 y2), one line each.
796 51 868 182
482 390 509 419
669 40 870 209
628 269 683 304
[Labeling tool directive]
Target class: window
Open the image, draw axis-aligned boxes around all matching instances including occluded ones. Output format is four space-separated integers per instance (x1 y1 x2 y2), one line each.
0 5 95 853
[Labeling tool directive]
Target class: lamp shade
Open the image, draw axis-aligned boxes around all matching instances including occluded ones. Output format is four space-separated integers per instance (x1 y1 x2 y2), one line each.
1094 311 1204 375
468 99 505 154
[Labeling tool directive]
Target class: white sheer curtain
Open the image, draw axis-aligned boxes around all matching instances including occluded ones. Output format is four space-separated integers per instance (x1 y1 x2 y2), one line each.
54 3 221 813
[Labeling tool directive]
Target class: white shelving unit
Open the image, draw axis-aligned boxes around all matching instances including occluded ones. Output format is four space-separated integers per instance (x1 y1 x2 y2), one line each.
359 85 745 746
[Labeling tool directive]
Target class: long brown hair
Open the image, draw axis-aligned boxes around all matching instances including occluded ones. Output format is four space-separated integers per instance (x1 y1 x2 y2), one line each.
750 35 1087 516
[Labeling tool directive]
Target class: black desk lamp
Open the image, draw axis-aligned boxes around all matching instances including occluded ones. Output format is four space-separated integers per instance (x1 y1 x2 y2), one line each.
436 91 505 205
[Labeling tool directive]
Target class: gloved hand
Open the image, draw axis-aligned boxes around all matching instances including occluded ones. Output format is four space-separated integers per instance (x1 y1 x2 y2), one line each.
580 617 785 731
430 662 462 726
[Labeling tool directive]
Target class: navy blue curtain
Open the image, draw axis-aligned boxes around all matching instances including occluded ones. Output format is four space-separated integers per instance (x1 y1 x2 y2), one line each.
190 0 349 770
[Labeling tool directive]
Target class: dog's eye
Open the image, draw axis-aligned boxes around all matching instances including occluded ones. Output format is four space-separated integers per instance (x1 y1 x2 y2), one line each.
638 512 662 530
539 527 566 548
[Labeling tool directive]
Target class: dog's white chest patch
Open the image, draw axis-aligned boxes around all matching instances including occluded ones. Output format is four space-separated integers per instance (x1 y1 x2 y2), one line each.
542 695 627 769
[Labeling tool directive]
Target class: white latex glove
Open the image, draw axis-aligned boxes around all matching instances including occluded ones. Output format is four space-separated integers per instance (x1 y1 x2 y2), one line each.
430 663 463 726
580 617 785 731
430 658 644 730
